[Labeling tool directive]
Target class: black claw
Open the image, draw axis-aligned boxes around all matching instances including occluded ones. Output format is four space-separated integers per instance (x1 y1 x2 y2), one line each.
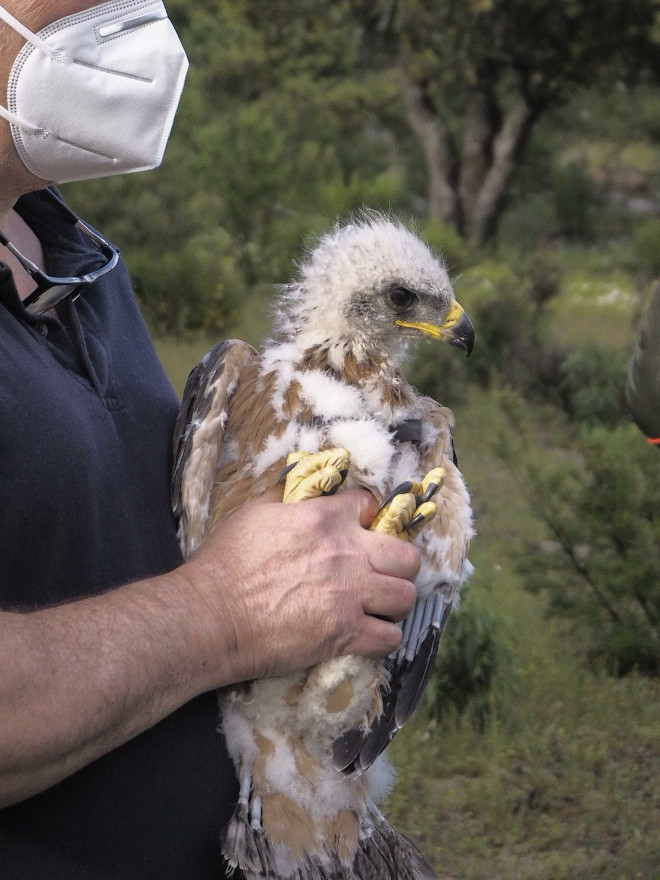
277 460 299 484
322 467 350 495
420 480 442 504
376 481 415 515
403 512 427 532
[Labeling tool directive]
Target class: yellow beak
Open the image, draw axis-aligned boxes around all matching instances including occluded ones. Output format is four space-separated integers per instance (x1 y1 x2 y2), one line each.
396 300 475 356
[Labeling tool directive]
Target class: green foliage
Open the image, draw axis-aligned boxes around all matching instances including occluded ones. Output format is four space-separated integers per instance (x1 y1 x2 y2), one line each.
426 590 512 731
64 0 660 699
355 0 660 241
451 261 566 399
507 419 660 677
552 159 594 239
374 0 660 103
407 340 470 410
634 217 660 276
523 251 564 308
420 220 474 275
63 0 408 333
453 262 531 387
128 226 244 335
62 0 660 332
558 344 628 427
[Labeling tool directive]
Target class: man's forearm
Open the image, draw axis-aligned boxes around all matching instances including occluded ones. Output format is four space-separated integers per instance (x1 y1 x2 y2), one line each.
0 567 218 807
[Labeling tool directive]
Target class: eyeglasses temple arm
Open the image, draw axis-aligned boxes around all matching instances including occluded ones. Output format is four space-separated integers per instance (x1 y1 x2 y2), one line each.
0 232 44 278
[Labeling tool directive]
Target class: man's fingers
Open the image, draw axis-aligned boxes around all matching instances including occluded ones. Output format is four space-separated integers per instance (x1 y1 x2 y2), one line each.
352 617 404 659
363 576 416 624
366 529 421 581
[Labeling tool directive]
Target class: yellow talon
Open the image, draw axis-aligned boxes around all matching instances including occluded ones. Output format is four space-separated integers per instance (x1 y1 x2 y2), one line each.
370 467 444 540
281 448 351 503
420 467 445 501
370 492 417 541
405 500 437 540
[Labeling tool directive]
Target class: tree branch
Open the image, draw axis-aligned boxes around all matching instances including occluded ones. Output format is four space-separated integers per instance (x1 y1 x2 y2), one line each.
540 509 622 625
467 95 536 245
399 71 459 228
458 85 498 229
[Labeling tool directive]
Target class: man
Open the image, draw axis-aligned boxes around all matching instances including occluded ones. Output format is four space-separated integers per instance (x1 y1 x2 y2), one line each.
626 282 660 444
0 2 419 878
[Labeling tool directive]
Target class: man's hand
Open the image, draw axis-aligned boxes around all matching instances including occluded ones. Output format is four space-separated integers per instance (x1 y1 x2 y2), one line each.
182 488 420 685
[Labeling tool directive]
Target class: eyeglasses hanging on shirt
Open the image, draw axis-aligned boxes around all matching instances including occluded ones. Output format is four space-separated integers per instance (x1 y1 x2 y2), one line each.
0 190 120 317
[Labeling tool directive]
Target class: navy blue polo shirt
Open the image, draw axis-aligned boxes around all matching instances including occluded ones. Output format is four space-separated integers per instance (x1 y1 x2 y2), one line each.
0 189 238 879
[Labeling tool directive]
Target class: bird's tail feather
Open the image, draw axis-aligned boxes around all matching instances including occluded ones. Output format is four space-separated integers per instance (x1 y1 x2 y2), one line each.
222 804 342 880
355 813 438 880
221 803 437 880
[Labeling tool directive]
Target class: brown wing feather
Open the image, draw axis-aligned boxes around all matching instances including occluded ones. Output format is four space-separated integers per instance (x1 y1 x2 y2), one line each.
209 368 292 525
174 342 472 779
172 338 257 558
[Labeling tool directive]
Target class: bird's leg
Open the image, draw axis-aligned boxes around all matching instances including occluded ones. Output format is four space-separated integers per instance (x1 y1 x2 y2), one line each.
370 467 446 541
369 490 418 540
237 766 252 818
280 448 351 503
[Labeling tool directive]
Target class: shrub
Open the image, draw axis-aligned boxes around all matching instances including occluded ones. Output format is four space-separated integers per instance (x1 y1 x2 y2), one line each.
558 344 628 427
453 262 535 389
510 423 660 677
421 219 474 275
425 595 512 731
552 158 594 239
524 252 563 308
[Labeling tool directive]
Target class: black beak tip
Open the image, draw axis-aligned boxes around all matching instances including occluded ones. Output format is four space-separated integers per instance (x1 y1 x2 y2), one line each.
453 313 475 358
451 332 475 358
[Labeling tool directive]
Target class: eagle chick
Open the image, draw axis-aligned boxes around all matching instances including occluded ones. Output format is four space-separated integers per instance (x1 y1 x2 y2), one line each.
172 214 475 880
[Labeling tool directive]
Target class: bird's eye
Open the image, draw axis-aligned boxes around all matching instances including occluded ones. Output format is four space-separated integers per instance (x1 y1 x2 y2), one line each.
389 286 415 309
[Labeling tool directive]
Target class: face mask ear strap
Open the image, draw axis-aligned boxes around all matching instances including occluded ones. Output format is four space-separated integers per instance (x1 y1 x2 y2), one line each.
0 4 58 58
0 4 56 134
0 101 45 134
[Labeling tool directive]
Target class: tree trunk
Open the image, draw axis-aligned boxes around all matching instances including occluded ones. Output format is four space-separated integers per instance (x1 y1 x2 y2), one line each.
458 87 498 235
400 73 458 228
401 65 539 245
465 95 536 245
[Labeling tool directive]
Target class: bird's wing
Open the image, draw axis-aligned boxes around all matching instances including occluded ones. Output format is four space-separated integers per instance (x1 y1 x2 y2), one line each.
172 338 257 558
333 398 472 775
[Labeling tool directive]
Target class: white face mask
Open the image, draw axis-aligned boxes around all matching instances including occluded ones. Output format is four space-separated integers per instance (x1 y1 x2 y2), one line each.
0 0 188 183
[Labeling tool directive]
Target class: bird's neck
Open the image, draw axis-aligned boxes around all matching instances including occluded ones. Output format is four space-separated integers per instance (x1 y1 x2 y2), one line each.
298 341 387 380
296 342 417 414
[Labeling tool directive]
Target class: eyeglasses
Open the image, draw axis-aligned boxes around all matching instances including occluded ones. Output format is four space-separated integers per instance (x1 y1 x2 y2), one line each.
0 190 119 317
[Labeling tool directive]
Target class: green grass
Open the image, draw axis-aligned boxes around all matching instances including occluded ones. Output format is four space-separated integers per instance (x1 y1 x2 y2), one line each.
153 320 660 880
546 268 639 348
154 334 218 396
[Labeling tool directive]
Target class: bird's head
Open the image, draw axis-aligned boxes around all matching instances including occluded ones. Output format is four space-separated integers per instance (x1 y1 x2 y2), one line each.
274 214 474 369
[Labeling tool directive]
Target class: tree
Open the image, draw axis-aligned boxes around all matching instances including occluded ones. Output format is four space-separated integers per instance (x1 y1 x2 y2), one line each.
500 404 660 676
352 0 660 244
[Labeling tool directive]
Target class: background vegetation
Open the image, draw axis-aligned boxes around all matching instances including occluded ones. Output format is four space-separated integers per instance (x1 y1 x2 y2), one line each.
63 2 660 876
